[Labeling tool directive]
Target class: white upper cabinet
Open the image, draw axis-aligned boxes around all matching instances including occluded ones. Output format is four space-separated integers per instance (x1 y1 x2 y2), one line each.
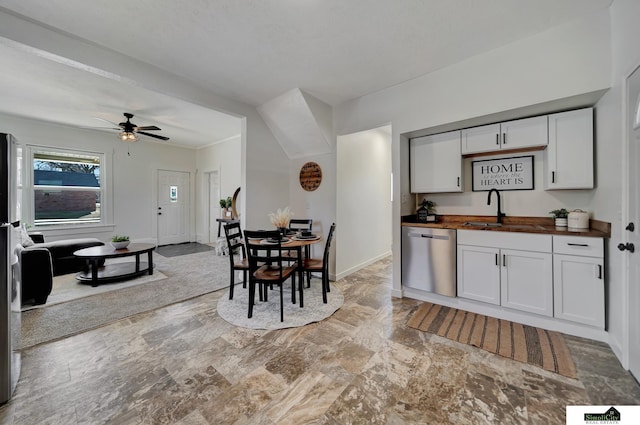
545 108 594 190
461 123 501 155
461 116 547 155
410 131 462 193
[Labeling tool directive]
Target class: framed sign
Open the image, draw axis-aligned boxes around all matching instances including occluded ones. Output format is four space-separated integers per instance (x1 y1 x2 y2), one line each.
472 155 534 191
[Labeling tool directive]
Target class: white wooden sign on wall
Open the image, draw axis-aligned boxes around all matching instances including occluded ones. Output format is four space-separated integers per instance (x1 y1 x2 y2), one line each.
472 155 534 191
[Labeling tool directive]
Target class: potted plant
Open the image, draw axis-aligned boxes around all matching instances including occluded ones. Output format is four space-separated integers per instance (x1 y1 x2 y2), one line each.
417 199 437 222
219 197 233 218
549 208 569 227
111 235 130 249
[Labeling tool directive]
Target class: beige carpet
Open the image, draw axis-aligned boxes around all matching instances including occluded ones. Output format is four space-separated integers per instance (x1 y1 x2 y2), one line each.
22 260 167 311
407 302 577 378
20 251 231 348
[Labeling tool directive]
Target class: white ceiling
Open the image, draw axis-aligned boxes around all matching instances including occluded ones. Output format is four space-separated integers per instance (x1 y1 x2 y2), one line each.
0 0 612 147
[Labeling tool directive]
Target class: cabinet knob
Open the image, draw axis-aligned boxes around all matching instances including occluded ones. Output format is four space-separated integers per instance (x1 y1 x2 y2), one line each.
617 242 635 253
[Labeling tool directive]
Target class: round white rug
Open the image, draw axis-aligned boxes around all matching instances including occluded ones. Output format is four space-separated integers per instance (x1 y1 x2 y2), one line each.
217 279 343 330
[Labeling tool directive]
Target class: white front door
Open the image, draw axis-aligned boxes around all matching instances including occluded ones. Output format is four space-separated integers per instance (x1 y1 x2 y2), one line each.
157 170 190 245
208 171 220 243
626 64 640 380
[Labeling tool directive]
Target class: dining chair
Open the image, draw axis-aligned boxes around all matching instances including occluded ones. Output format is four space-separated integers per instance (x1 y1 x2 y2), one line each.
287 218 313 286
244 229 298 322
223 221 248 300
302 223 335 304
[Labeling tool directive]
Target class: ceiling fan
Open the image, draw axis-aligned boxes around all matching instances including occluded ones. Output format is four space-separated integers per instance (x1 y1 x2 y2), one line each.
92 112 170 142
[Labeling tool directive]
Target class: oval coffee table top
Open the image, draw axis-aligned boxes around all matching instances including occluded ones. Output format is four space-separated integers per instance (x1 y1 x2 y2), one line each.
74 242 155 259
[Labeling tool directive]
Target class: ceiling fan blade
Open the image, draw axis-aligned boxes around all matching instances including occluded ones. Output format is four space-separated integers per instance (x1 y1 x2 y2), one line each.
79 126 121 130
94 117 122 127
135 125 161 131
137 131 170 141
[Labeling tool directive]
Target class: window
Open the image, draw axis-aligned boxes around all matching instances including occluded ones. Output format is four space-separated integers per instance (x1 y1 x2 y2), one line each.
30 148 104 227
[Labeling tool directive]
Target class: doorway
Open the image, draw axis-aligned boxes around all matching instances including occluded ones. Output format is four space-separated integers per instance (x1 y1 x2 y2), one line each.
336 125 392 280
625 64 640 380
157 169 190 245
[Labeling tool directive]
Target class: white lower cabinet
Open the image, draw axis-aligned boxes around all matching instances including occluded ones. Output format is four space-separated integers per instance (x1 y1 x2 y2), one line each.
457 245 500 305
553 236 605 329
455 231 606 328
457 230 553 316
500 249 553 317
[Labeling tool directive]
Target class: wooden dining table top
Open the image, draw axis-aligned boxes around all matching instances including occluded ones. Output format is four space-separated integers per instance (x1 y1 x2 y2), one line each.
255 235 323 247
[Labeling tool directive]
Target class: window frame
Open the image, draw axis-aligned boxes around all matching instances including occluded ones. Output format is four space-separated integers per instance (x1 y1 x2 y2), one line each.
25 144 114 233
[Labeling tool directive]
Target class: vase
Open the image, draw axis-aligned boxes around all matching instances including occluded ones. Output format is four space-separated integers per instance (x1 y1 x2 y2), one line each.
111 241 130 249
555 218 568 227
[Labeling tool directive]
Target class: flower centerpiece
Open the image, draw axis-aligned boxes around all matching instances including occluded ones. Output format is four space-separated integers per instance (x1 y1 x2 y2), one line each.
111 235 130 249
269 207 293 235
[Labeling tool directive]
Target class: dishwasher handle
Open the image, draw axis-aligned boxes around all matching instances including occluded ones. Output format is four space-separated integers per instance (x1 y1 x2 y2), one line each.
413 233 450 241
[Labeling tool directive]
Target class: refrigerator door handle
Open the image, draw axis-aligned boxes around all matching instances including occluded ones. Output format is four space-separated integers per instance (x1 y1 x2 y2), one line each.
0 220 20 228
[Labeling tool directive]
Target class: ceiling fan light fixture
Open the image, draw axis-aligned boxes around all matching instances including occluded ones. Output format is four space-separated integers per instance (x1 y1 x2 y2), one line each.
119 131 138 142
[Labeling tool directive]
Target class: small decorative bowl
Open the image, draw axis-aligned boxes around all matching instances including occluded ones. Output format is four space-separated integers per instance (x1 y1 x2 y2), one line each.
111 241 130 250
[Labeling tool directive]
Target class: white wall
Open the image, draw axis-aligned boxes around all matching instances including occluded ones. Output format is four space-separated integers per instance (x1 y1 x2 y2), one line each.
195 135 242 242
288 153 336 265
594 0 640 364
2 113 196 243
0 10 290 233
334 9 612 301
336 125 392 279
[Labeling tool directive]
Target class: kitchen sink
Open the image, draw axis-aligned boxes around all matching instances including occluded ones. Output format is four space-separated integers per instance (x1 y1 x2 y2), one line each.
463 222 502 228
463 222 542 230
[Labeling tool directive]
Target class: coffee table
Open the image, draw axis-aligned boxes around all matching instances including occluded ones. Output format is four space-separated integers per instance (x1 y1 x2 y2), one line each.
73 243 156 286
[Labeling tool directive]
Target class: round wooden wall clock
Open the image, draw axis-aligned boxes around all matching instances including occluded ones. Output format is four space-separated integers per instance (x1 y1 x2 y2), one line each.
299 162 322 191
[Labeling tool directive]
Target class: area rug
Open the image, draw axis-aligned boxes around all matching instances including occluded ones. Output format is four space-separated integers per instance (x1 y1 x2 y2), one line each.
217 279 343 330
22 266 168 311
20 251 230 349
407 302 577 378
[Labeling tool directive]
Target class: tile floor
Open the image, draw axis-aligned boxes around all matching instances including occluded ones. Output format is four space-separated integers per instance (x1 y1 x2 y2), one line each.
1 257 639 424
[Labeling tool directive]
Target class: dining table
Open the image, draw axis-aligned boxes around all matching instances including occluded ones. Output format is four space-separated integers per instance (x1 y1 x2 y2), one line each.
258 234 323 308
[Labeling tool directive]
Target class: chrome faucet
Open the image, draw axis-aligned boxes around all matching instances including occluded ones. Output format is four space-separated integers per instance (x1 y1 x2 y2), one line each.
487 188 505 224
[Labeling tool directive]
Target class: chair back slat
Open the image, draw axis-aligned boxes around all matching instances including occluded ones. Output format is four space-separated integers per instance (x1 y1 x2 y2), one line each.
323 223 336 265
243 230 288 279
288 219 313 232
223 221 246 259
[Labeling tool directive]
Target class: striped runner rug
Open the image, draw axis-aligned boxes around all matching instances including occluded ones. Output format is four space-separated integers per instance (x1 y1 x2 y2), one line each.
407 302 577 378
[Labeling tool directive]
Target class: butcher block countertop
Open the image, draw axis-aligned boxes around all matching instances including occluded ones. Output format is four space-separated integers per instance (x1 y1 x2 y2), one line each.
401 214 611 238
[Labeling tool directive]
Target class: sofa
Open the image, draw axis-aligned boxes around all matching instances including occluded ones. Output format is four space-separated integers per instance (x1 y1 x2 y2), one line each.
20 233 105 306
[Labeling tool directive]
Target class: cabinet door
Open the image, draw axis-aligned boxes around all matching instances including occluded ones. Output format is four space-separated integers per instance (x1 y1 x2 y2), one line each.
461 123 500 155
500 249 553 317
545 108 594 189
500 115 548 150
410 131 462 193
553 254 604 328
457 245 500 305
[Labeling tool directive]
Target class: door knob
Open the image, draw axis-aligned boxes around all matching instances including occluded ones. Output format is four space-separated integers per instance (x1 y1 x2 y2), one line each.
626 222 635 232
158 212 162 215
617 242 635 253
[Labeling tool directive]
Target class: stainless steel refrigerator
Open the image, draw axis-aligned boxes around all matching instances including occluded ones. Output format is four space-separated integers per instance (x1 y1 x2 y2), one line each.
0 133 21 404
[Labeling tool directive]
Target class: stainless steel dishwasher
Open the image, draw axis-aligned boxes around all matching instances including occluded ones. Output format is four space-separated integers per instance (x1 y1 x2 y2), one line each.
401 226 456 296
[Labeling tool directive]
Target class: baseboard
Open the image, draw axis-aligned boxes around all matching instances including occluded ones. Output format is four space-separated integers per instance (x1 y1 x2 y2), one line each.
335 250 392 281
608 333 626 369
132 238 158 246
